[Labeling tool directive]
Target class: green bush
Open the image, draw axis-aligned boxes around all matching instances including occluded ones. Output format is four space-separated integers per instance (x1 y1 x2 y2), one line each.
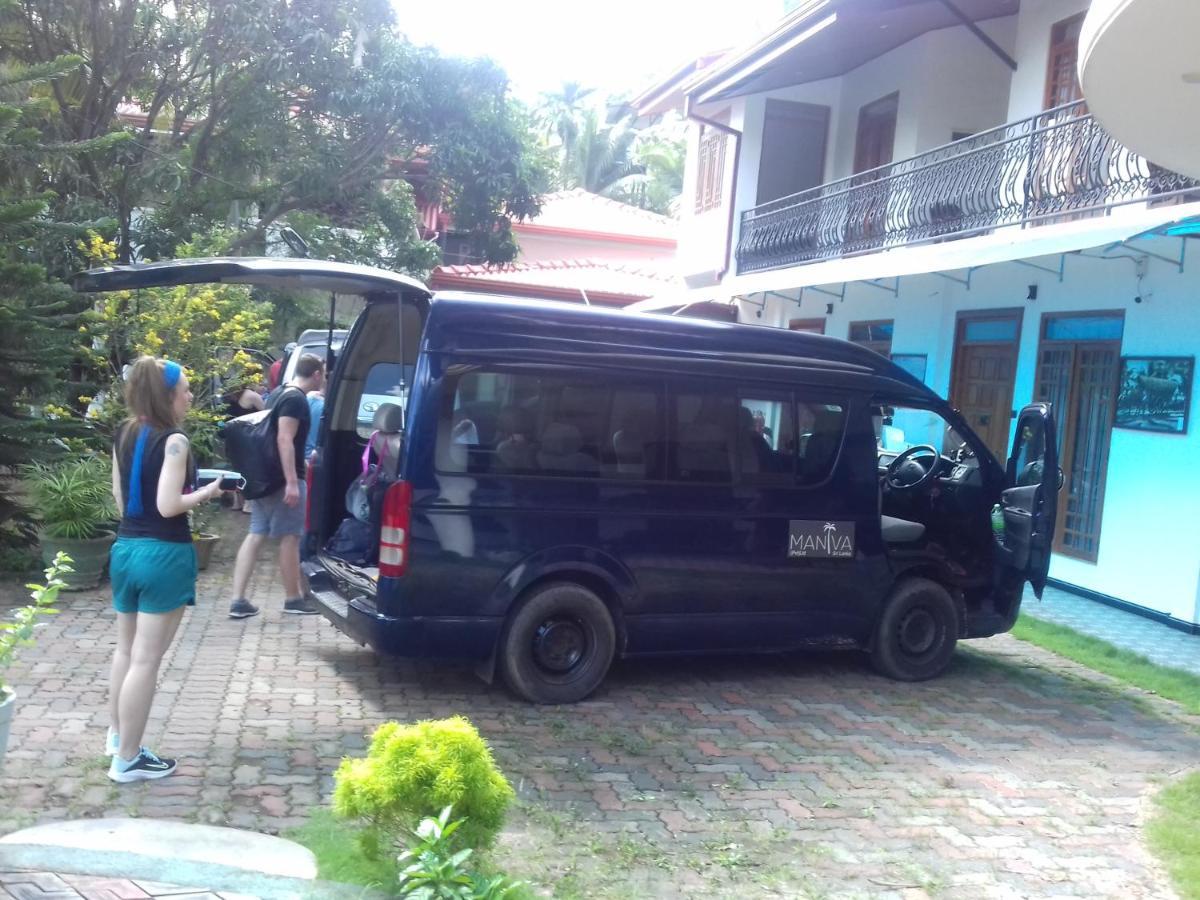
23 457 117 540
333 717 515 851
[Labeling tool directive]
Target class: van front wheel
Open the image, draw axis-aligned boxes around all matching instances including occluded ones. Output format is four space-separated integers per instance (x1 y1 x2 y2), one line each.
500 582 616 704
870 578 959 681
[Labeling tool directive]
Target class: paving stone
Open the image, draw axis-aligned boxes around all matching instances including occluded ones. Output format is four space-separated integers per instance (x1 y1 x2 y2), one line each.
0 507 1198 899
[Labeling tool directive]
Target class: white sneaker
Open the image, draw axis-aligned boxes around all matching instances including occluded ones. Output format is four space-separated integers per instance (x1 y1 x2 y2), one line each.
108 747 177 783
105 727 119 757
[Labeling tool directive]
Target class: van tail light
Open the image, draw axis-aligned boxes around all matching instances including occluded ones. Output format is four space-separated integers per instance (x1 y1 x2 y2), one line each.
304 464 315 532
379 481 413 578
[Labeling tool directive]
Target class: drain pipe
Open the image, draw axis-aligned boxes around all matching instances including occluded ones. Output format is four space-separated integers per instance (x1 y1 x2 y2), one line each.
684 93 743 284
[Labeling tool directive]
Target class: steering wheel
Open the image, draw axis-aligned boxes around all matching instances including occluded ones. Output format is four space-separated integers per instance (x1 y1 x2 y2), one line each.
885 445 941 492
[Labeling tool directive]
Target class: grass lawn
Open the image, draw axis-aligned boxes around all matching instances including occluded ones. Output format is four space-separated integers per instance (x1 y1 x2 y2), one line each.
1147 772 1200 900
1011 613 1200 900
286 810 398 891
1010 614 1200 716
287 809 536 898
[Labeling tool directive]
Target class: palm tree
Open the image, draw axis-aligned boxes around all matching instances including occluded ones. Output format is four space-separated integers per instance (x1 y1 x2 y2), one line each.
535 81 595 163
618 134 685 216
563 109 645 196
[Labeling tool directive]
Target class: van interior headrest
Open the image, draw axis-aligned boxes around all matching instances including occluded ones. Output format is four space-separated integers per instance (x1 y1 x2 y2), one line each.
539 423 583 455
373 403 405 433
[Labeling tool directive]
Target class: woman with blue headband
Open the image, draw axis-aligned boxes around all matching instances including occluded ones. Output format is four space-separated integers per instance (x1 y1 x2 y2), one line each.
107 356 225 782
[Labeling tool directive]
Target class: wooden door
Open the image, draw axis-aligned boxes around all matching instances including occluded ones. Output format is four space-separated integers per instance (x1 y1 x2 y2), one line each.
1044 14 1085 110
1032 313 1124 561
950 312 1021 460
853 93 899 175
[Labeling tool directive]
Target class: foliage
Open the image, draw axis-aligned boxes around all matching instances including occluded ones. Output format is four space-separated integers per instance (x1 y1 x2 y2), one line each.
535 82 595 164
5 0 550 268
1147 772 1200 900
0 551 69 699
610 129 687 217
22 457 117 540
559 109 645 197
75 229 272 461
333 716 515 852
1011 614 1200 715
190 499 217 538
0 46 124 550
536 85 685 216
396 806 526 900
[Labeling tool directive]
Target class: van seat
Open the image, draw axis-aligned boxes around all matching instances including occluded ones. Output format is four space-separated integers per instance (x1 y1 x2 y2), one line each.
371 403 404 477
537 423 599 474
881 515 925 543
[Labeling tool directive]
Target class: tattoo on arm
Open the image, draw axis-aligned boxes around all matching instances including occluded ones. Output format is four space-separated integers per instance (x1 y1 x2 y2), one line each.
167 443 182 456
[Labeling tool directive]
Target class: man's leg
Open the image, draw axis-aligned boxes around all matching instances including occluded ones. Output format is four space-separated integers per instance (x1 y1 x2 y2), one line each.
278 534 301 598
229 531 266 618
279 533 317 613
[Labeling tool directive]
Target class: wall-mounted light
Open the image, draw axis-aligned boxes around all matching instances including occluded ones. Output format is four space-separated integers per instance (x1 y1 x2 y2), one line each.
1026 284 1038 301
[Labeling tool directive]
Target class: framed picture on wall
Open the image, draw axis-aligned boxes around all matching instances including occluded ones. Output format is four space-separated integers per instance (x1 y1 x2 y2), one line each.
1115 356 1194 435
890 353 928 385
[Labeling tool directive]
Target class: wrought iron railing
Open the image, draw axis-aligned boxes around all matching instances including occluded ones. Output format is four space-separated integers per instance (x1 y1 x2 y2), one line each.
735 101 1200 274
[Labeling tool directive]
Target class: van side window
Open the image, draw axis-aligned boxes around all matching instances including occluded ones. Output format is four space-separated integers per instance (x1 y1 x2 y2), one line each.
671 391 737 483
796 401 846 485
738 395 795 479
437 370 664 480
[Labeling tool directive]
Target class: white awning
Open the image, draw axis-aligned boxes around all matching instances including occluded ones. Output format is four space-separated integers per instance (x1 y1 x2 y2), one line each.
712 201 1200 301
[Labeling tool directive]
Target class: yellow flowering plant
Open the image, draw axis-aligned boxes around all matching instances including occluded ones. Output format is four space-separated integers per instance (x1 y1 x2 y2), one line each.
76 231 275 462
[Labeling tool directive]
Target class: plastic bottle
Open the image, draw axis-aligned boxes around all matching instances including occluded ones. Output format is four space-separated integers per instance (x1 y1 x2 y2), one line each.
991 504 1005 539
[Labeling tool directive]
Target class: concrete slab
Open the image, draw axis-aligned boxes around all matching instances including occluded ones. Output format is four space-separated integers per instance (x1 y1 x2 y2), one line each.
0 819 317 880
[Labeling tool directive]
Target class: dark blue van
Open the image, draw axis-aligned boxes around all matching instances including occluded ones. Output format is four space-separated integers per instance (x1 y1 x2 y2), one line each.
74 259 1059 704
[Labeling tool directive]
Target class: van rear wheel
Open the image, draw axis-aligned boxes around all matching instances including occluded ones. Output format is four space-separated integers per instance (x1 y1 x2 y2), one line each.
500 582 616 704
870 578 959 681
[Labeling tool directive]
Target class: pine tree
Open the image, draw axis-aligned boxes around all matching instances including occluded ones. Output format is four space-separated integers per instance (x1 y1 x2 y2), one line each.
0 52 125 555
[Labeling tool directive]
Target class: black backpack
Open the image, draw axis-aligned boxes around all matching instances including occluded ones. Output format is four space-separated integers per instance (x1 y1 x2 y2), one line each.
222 386 303 500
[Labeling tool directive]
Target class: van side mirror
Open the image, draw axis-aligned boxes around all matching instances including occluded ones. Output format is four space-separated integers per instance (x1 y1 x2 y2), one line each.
1057 467 1065 491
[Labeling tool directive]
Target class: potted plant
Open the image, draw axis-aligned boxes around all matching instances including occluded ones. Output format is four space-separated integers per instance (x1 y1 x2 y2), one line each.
191 501 220 571
1 552 68 767
23 457 118 591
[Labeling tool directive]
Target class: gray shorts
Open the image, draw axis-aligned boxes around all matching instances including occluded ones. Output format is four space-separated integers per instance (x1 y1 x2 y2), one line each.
249 482 306 538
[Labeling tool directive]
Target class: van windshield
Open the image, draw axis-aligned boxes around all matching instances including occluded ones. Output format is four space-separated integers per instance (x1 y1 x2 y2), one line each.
873 405 973 459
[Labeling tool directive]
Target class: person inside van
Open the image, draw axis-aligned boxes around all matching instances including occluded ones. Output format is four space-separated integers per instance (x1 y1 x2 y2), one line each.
495 406 536 472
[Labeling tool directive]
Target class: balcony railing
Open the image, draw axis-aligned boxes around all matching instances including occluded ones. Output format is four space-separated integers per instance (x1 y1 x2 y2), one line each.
735 101 1200 275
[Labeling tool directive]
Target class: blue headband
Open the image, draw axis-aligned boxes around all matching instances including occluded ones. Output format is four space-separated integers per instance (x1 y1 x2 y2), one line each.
163 360 182 390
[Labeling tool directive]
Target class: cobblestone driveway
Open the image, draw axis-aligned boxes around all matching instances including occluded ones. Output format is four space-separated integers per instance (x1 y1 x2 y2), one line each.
1 510 1197 899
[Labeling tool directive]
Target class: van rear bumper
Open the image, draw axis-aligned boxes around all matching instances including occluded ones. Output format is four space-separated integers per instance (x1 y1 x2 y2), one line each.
303 561 499 658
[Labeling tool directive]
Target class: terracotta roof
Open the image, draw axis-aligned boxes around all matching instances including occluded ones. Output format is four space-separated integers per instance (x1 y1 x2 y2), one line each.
429 258 681 305
516 190 679 243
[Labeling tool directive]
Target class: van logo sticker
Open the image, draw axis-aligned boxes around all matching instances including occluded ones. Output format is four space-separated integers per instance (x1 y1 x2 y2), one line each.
788 521 855 559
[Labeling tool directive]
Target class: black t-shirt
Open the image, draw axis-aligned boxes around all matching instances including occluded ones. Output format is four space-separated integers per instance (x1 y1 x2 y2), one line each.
116 424 196 543
268 385 310 478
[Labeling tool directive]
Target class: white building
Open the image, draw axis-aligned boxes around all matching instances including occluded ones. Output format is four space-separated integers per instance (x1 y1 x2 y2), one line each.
634 0 1200 632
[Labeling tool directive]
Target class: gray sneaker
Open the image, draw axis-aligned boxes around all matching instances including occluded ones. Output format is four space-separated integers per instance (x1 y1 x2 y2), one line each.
283 596 319 615
229 598 260 619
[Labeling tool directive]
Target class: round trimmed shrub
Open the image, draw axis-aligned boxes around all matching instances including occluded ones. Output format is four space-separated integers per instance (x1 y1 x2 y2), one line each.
332 716 514 850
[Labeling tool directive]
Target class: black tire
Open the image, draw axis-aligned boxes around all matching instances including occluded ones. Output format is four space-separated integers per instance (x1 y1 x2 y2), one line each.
499 582 616 704
870 578 960 681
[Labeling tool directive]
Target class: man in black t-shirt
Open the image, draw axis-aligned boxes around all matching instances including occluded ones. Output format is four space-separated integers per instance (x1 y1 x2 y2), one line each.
229 354 326 619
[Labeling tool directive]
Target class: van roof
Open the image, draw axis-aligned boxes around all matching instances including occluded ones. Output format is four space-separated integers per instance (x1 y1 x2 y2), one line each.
426 293 937 403
73 257 431 298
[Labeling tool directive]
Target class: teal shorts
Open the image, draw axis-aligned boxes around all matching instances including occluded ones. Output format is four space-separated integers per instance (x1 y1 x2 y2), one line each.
110 537 197 614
